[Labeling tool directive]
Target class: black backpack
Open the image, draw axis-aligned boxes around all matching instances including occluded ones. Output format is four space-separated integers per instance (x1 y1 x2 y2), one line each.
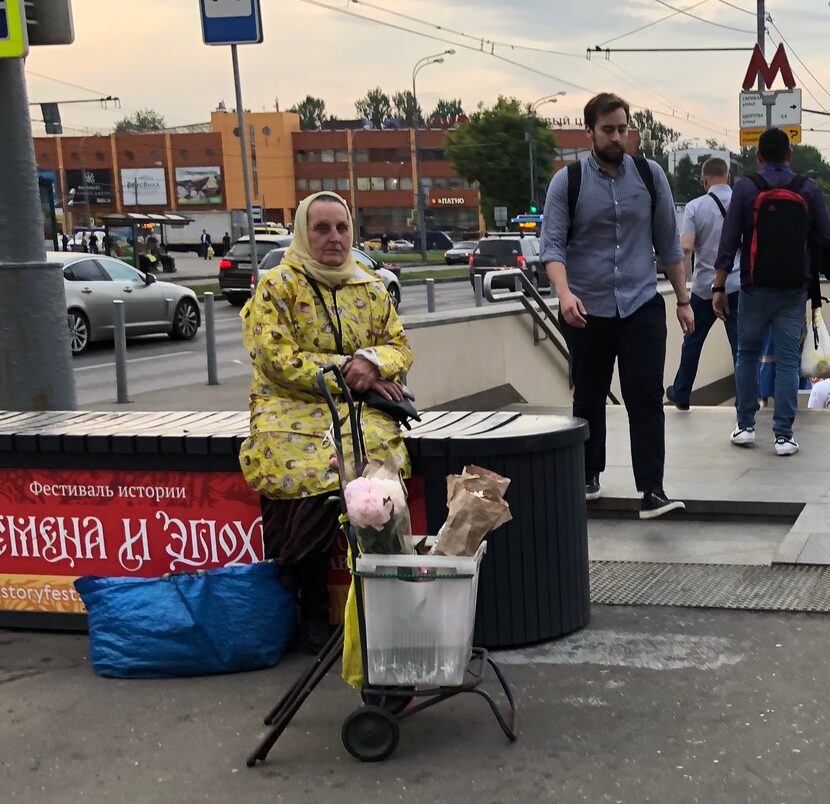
566 155 656 241
747 174 809 289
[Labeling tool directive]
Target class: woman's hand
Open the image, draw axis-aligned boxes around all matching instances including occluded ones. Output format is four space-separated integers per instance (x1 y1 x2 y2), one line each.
342 357 380 393
369 378 405 401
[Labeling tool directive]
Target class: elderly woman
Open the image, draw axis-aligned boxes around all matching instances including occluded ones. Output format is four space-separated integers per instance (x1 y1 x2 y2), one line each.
239 191 413 653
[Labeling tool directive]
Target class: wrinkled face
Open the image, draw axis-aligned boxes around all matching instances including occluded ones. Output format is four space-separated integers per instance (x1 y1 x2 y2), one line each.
307 200 351 266
588 107 629 166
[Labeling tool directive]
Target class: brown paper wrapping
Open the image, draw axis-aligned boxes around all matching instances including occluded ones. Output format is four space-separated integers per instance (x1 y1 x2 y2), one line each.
434 465 512 556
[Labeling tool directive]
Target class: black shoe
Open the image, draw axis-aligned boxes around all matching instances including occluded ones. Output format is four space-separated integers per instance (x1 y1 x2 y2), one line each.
666 385 690 411
585 474 601 501
639 489 686 520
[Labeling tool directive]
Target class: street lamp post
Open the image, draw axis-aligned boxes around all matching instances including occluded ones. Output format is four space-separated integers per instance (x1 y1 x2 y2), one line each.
412 50 454 259
527 92 566 211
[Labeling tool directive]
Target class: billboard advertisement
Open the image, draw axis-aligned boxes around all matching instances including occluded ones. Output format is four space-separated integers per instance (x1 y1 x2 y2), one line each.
65 168 114 206
121 167 168 206
0 468 264 615
175 165 223 205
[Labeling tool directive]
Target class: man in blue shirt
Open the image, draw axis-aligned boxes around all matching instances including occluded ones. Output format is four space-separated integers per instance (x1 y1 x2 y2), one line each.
713 127 830 456
541 92 693 519
666 157 740 410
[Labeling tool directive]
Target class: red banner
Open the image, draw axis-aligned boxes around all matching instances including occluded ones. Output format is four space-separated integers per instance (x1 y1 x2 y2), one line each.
0 468 264 614
0 468 429 618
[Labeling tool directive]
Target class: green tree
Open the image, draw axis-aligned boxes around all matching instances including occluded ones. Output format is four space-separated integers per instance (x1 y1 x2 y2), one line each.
391 90 420 125
355 88 392 129
114 108 166 133
631 109 680 171
289 95 327 131
428 98 465 127
737 143 830 196
445 96 557 227
672 154 709 204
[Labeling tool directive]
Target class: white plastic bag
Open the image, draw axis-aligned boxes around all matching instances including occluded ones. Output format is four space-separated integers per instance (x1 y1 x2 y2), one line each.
801 308 830 378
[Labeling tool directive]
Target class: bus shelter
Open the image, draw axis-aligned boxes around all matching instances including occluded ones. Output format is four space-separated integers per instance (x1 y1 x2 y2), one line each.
98 212 193 271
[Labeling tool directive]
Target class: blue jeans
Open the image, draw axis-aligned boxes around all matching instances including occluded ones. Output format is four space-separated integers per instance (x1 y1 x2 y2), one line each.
735 287 807 438
671 291 739 406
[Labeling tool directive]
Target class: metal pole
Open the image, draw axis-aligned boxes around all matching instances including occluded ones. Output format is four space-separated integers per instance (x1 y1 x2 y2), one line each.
232 44 258 289
412 79 428 261
425 278 436 312
0 58 76 410
757 0 765 91
204 292 219 386
474 273 484 307
526 114 535 209
112 300 129 404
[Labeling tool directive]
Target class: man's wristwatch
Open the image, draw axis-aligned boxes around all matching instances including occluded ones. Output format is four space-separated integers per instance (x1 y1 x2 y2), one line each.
711 285 726 294
677 300 691 307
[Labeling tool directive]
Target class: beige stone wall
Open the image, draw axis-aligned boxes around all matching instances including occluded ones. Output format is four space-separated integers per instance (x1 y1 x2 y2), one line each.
404 289 736 408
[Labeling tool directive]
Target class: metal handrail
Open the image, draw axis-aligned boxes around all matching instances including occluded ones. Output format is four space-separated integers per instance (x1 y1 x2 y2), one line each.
482 269 620 405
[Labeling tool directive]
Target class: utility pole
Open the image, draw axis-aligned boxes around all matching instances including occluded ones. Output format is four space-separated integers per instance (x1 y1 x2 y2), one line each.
0 58 75 409
756 0 765 91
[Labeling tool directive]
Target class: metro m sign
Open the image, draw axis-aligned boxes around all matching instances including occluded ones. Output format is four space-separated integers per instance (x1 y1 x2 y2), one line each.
742 44 796 91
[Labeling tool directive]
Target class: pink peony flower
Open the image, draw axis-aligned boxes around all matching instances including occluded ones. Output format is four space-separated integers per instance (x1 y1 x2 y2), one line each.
344 476 394 531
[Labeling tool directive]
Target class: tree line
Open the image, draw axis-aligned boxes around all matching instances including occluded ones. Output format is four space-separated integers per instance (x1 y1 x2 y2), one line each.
289 90 464 130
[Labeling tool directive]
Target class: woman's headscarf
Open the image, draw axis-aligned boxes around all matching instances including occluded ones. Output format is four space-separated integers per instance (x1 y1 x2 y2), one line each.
282 191 360 288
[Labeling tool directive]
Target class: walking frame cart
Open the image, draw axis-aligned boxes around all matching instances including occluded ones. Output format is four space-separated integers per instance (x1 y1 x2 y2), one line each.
247 364 517 765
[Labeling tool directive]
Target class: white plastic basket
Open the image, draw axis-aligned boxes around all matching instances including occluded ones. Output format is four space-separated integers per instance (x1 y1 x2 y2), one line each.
354 543 486 687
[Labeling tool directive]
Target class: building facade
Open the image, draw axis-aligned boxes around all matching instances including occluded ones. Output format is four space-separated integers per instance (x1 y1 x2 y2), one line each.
35 113 642 240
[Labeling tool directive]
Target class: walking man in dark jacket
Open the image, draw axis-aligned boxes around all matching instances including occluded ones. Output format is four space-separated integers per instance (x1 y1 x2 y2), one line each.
713 127 830 456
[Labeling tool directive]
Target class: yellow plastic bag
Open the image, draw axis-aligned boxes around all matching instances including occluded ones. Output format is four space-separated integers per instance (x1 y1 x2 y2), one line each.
341 549 363 688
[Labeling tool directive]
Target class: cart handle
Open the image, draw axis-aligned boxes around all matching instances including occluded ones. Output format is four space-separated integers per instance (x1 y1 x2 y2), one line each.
316 364 367 478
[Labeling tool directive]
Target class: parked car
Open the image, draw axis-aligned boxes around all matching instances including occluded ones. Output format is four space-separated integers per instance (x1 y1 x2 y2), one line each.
257 246 402 309
218 234 293 306
389 239 414 252
468 234 549 291
444 240 478 265
53 252 201 356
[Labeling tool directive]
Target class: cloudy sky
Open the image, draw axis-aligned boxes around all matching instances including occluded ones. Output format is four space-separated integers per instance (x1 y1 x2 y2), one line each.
25 0 830 151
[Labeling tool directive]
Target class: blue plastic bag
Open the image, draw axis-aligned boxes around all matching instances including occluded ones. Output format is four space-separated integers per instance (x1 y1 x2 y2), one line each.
74 562 295 678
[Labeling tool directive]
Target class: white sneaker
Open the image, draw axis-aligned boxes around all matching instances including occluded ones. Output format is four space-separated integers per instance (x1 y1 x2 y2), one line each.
774 436 799 456
730 425 756 447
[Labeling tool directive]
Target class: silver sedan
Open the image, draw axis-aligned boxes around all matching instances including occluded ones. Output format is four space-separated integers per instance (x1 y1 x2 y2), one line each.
51 252 201 355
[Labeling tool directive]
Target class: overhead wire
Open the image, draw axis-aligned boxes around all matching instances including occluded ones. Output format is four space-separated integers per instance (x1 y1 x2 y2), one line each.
715 0 755 16
598 0 712 46
348 0 582 58
25 71 113 98
651 0 754 33
764 27 828 114
766 16 830 108
298 0 737 141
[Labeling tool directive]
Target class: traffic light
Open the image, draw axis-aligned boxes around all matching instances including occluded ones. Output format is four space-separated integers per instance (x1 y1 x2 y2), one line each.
529 202 538 214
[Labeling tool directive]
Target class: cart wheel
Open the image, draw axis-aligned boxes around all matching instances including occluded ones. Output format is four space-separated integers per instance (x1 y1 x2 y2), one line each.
362 688 414 715
342 705 400 762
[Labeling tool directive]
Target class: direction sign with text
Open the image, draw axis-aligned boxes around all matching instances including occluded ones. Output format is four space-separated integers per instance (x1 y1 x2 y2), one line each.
739 125 801 147
0 0 27 58
739 89 801 128
200 0 262 45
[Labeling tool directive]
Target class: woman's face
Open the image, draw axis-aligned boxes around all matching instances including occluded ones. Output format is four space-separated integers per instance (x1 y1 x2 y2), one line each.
307 200 351 266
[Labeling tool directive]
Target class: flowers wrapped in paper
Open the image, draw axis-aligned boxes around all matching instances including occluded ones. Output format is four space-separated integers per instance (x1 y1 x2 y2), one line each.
433 465 512 557
343 462 414 556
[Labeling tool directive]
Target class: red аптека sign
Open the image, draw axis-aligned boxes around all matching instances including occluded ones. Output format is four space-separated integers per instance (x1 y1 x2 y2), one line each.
0 468 264 614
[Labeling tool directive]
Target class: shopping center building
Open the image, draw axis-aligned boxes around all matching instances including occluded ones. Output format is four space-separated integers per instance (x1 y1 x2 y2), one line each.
34 110 636 240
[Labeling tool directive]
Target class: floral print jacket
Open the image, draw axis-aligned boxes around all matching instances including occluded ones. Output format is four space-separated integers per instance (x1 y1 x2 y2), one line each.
238 263 413 500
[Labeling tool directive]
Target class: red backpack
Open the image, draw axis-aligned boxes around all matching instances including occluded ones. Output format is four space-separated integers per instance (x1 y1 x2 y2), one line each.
748 174 809 289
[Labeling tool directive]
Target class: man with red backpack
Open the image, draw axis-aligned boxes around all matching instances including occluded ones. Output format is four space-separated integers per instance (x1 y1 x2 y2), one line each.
713 127 830 455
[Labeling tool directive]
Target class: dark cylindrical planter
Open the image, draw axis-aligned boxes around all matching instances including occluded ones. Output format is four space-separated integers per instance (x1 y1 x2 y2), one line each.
406 413 589 649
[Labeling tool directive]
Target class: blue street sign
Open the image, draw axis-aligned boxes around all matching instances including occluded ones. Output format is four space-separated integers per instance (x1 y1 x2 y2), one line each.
200 0 262 46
